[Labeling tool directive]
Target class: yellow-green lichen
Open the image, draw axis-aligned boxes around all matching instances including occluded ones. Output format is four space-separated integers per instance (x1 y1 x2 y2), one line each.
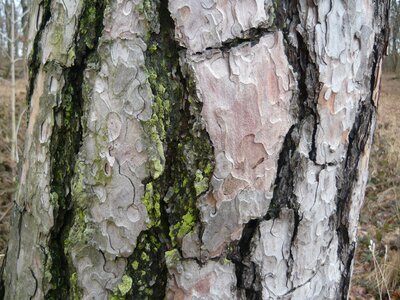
64 209 88 252
194 169 209 196
110 275 133 299
131 260 139 270
67 48 76 63
142 183 161 227
165 249 181 269
71 161 87 207
148 42 158 53
149 158 163 180
50 192 59 207
141 252 150 262
64 161 92 253
50 23 65 58
118 275 133 296
169 212 196 245
135 0 160 34
43 254 54 292
70 272 83 300
110 275 134 299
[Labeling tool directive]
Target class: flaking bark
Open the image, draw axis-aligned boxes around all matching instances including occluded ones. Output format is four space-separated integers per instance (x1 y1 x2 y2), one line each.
1 0 389 299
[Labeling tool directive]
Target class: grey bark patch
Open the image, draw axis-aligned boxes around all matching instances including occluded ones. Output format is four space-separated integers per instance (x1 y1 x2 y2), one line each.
191 32 296 258
169 0 274 53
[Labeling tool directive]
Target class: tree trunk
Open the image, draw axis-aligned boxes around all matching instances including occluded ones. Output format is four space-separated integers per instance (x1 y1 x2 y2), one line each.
3 0 13 78
1 0 389 299
21 0 30 56
10 0 17 168
4 0 12 58
392 1 400 73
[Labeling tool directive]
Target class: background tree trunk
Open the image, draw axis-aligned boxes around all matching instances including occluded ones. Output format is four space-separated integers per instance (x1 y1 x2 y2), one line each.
1 0 389 299
20 0 29 57
20 0 30 80
3 0 13 78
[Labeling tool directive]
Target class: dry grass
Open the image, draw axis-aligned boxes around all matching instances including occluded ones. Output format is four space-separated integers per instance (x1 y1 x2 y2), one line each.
350 73 400 300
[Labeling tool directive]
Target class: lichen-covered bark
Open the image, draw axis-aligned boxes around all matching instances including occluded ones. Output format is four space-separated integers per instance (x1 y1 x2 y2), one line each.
1 0 389 299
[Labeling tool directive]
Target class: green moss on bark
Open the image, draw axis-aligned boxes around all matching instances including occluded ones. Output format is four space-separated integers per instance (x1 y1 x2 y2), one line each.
45 0 106 297
124 0 215 298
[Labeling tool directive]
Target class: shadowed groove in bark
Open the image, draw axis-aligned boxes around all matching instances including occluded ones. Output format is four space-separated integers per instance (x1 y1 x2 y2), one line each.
229 0 321 296
197 26 274 55
45 0 106 297
125 1 215 298
230 219 262 299
334 98 375 298
336 4 390 296
27 0 52 106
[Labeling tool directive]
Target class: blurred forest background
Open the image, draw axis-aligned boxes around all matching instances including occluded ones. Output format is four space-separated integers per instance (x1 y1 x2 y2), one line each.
0 0 399 299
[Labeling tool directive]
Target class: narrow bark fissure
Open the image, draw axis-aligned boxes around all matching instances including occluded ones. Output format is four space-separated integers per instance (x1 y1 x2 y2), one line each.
26 0 52 106
335 5 389 297
230 219 262 299
193 27 275 55
29 268 38 300
294 36 320 165
268 0 320 218
46 65 85 299
231 1 323 295
125 1 215 298
335 100 374 298
45 1 106 297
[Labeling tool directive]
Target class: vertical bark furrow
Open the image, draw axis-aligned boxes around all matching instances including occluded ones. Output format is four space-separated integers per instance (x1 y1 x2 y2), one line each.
335 100 375 297
125 1 216 298
127 1 219 299
230 219 262 299
1 0 98 297
26 0 52 104
230 1 318 296
336 3 390 295
46 1 106 297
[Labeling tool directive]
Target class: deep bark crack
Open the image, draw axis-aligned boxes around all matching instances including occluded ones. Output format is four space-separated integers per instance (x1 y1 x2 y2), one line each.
335 3 389 297
190 27 275 55
45 0 106 297
230 0 322 295
125 0 216 298
26 0 52 107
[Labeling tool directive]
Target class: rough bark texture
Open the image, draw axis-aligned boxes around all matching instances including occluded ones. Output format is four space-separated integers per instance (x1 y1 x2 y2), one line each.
1 0 389 299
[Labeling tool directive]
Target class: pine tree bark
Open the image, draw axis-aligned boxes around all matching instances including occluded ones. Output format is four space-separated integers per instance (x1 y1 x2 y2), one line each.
1 0 389 299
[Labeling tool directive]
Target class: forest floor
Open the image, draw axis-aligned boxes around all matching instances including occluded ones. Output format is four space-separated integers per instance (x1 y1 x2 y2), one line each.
0 75 398 298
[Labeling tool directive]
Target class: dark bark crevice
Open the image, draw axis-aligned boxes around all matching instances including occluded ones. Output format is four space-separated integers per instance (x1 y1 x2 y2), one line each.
29 268 38 300
193 26 275 55
230 219 262 299
125 0 216 298
26 0 52 107
45 0 106 297
231 1 321 295
335 2 390 298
